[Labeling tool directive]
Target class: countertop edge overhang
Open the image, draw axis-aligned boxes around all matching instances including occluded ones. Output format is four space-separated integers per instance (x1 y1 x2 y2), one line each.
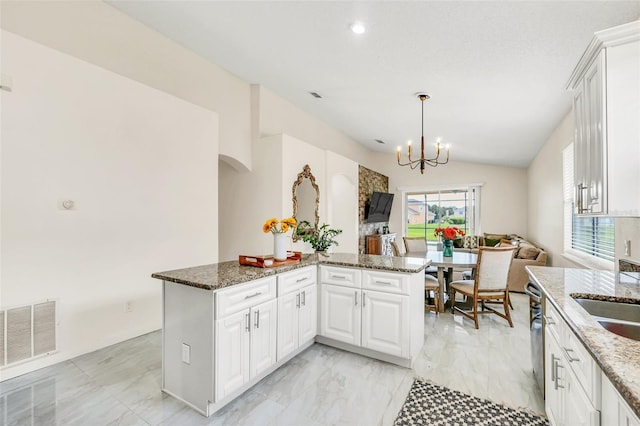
152 253 431 291
526 265 640 418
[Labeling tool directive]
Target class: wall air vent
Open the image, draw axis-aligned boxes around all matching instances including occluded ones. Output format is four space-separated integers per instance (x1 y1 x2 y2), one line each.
309 92 323 99
1 300 57 367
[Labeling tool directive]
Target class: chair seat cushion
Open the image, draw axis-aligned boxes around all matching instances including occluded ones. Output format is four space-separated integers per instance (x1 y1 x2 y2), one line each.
425 275 439 288
450 280 506 298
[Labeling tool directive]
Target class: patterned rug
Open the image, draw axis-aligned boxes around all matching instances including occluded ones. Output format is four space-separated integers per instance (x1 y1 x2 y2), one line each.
394 380 548 426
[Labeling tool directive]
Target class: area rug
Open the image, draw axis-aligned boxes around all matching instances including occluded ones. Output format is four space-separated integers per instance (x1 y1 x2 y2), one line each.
394 379 548 426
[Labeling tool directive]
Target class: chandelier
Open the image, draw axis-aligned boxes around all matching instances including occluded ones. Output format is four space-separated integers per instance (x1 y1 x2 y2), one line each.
396 94 449 174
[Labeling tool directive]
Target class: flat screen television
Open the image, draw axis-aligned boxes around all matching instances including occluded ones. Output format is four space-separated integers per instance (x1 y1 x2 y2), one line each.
366 192 394 223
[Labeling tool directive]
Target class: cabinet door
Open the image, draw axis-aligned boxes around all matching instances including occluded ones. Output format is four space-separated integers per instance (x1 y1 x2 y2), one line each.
573 82 588 215
545 329 565 426
298 284 317 345
319 284 360 345
584 53 606 214
565 365 600 426
250 299 277 379
277 291 299 361
215 309 250 400
361 290 409 357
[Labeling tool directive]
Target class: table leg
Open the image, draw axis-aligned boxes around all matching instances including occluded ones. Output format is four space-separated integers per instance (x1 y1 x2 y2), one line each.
437 267 445 313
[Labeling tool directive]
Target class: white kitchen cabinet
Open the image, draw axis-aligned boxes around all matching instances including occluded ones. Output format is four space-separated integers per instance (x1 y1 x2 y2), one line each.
276 267 317 361
317 266 423 367
361 289 409 357
544 301 601 426
214 278 278 401
568 21 640 216
602 372 640 426
319 283 361 345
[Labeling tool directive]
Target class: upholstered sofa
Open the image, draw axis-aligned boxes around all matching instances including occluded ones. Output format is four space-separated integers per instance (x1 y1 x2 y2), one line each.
452 233 547 293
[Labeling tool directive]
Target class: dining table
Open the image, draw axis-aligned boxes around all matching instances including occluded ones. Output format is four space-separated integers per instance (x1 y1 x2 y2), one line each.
425 251 478 312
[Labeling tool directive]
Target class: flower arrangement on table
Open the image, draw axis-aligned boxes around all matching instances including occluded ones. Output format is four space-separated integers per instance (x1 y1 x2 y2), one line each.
434 226 465 257
262 217 297 234
263 217 297 261
433 226 465 240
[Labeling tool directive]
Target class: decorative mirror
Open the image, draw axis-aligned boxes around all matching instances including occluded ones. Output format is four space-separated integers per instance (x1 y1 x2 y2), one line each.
292 164 320 242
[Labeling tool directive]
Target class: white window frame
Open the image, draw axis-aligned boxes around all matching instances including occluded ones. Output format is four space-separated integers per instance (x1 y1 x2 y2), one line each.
398 184 482 244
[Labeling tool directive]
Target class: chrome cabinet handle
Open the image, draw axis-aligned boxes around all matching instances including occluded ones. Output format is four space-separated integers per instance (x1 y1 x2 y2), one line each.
362 292 366 307
555 362 565 390
255 310 260 329
301 290 306 306
245 291 262 300
564 347 580 363
296 293 300 308
354 291 358 306
333 274 347 279
296 277 307 283
375 280 392 285
551 355 557 381
245 312 251 332
543 315 555 325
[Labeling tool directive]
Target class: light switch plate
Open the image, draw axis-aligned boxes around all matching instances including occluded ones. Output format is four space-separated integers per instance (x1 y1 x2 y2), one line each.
181 343 191 364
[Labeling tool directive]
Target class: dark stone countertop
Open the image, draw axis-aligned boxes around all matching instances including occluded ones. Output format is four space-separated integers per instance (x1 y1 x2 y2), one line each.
152 252 430 291
527 265 640 418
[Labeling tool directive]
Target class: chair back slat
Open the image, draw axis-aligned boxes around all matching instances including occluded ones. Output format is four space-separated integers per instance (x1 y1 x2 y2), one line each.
476 247 516 292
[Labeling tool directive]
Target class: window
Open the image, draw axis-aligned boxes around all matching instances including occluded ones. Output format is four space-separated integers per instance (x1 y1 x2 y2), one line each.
562 144 614 264
405 186 480 247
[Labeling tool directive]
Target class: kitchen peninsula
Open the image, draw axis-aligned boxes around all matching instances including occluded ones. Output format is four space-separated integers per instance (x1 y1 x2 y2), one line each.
152 253 429 416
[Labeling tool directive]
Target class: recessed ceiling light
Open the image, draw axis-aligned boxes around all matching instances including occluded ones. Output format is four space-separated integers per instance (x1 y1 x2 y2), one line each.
350 22 365 35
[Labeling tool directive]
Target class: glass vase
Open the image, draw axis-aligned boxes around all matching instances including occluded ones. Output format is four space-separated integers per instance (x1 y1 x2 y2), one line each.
443 239 454 257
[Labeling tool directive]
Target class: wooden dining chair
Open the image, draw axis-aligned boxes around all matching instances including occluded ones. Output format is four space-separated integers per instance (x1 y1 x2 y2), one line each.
402 237 438 276
449 246 516 329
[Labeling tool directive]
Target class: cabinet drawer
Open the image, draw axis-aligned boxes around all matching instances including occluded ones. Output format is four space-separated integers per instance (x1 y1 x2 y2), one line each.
277 266 317 296
362 270 409 295
544 302 564 343
564 327 599 404
215 277 276 319
320 266 361 289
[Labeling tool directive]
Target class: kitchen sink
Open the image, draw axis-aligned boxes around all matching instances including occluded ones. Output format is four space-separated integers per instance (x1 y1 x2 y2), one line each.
597 319 640 341
573 298 640 323
573 298 640 341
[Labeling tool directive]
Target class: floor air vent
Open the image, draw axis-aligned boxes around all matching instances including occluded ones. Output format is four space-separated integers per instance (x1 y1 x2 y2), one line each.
1 301 56 367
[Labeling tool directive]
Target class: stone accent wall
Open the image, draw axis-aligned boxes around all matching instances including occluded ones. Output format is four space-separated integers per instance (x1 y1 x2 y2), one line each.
358 165 389 253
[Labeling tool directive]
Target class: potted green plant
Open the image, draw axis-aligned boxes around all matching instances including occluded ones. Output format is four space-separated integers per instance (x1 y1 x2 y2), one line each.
296 221 342 252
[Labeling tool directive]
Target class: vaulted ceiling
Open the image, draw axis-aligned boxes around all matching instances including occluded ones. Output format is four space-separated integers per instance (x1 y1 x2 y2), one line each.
108 1 640 168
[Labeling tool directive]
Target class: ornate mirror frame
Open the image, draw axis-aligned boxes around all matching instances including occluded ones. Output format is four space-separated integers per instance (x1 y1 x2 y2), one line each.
291 164 320 242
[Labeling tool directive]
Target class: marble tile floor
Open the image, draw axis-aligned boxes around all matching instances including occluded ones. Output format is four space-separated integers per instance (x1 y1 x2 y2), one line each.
0 293 544 426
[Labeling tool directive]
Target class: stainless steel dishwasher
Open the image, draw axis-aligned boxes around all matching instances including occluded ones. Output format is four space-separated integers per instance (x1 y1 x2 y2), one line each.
525 281 544 396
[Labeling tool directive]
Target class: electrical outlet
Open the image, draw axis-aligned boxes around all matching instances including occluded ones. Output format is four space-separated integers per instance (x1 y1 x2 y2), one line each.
625 240 631 256
124 301 132 313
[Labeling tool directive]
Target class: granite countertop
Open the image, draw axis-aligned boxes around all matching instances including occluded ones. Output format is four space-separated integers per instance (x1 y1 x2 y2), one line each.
526 265 640 417
152 252 430 291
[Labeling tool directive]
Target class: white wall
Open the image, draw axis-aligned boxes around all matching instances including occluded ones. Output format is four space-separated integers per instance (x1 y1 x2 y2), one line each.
1 0 252 171
326 152 359 254
526 112 582 267
367 153 529 240
218 134 328 262
1 31 218 380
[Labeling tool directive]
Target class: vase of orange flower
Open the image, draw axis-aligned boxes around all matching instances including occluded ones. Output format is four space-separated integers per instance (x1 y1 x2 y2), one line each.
263 217 297 261
433 226 465 257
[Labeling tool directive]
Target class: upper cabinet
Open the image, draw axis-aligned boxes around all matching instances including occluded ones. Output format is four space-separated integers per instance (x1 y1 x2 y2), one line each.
567 20 640 217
